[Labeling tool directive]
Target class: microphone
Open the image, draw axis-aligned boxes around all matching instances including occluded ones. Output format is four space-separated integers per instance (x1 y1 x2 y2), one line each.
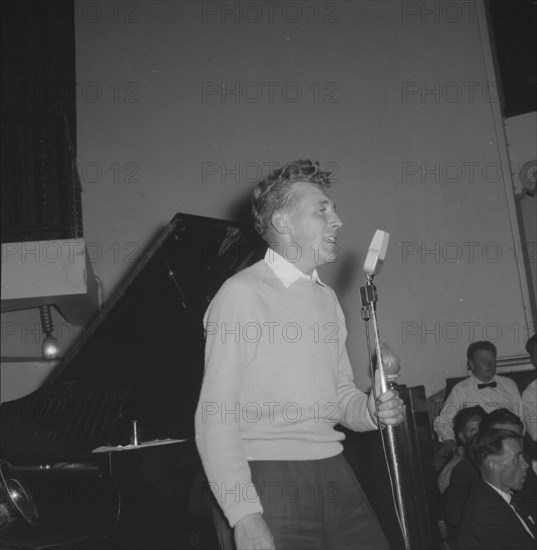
363 230 390 276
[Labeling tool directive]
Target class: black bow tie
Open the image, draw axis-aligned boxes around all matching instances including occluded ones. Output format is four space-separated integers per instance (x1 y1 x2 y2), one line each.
477 382 497 389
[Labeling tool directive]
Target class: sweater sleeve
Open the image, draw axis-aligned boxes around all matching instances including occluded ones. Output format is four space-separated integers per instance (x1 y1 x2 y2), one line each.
334 299 377 432
194 278 263 527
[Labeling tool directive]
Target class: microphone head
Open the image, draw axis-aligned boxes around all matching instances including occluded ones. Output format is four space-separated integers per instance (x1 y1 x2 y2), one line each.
363 230 390 276
380 343 401 375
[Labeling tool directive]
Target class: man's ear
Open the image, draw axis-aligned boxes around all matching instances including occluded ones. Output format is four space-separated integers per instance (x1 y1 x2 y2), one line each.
467 360 474 372
271 211 291 235
486 456 501 475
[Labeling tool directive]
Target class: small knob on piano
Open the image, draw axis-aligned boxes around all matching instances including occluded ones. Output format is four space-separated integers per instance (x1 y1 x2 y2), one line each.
131 420 140 446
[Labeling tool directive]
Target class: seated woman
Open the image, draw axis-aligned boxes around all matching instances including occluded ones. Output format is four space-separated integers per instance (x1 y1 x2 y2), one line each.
441 406 486 537
437 405 486 494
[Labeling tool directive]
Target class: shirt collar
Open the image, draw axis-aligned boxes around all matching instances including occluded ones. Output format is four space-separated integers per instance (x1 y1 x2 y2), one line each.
264 249 325 288
485 482 512 504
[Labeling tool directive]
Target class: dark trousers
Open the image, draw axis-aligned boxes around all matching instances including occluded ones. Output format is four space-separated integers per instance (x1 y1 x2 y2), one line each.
212 453 390 550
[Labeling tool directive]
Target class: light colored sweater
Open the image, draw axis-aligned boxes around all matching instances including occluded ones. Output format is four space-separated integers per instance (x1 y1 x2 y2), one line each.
194 252 376 527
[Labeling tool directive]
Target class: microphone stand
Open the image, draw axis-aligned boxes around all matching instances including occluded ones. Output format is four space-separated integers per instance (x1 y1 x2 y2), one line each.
360 273 411 550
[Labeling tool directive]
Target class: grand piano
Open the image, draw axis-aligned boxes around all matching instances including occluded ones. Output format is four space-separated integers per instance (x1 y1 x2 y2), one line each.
0 213 266 549
1 213 441 550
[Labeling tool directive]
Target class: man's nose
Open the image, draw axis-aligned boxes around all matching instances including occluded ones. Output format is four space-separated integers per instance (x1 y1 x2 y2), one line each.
331 213 343 229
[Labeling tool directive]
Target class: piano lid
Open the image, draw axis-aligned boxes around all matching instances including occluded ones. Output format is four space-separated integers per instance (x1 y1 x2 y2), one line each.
42 213 266 445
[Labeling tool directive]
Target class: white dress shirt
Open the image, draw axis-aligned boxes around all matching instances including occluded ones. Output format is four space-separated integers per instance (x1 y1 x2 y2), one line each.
521 379 536 441
433 374 523 442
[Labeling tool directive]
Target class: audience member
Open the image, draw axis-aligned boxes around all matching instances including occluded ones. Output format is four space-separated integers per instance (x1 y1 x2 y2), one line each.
445 408 536 539
481 409 537 523
433 341 523 457
457 429 535 550
480 407 524 433
437 406 486 494
522 333 537 444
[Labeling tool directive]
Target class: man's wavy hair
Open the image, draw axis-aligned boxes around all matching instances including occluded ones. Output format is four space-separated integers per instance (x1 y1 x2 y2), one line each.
526 333 537 354
470 428 522 470
251 160 332 239
480 408 523 432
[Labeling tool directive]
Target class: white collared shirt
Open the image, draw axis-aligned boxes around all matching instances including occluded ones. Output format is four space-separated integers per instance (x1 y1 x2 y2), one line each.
264 248 325 288
433 374 524 442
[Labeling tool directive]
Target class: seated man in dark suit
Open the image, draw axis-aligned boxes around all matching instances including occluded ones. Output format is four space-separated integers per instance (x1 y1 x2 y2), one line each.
445 408 536 539
457 429 535 550
480 409 537 523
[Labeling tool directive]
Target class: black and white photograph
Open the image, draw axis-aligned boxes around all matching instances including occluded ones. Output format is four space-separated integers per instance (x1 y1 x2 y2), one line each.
1 1 536 549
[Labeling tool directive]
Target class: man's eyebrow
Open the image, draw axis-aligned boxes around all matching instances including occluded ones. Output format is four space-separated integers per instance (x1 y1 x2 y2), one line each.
319 199 336 208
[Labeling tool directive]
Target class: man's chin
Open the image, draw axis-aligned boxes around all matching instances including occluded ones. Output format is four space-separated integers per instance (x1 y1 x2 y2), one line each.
513 477 526 491
320 251 339 264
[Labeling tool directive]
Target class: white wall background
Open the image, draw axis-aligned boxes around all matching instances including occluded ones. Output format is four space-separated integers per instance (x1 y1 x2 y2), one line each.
2 0 534 402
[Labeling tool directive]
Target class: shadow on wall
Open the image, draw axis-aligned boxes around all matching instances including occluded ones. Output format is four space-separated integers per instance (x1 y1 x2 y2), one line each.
226 185 255 227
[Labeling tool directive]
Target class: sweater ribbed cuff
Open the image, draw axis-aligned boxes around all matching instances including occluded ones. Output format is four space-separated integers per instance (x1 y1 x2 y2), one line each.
227 501 264 528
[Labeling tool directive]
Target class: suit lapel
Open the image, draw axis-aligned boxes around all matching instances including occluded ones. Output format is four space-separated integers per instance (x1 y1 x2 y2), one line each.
484 483 535 543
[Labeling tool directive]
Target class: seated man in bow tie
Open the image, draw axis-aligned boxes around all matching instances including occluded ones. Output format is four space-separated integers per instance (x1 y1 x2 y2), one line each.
456 428 535 550
434 341 523 457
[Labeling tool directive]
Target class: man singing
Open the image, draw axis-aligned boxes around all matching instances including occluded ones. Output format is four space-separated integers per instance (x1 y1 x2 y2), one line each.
195 160 404 550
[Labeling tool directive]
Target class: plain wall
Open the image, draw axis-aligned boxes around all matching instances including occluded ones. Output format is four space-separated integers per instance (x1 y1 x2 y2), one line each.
2 0 534 401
